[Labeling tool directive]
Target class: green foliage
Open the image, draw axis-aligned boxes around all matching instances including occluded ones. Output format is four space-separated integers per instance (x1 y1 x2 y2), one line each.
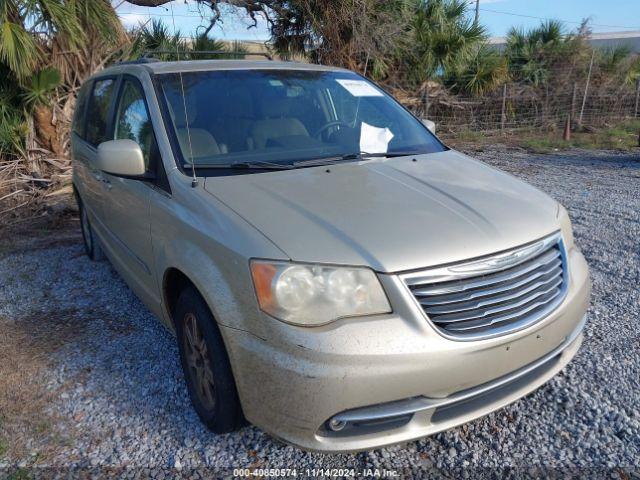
0 108 28 157
68 0 122 40
189 34 227 59
598 46 632 73
128 20 250 62
21 68 61 109
0 63 27 157
626 56 640 86
596 46 640 86
0 20 41 78
408 0 487 82
453 46 509 96
34 0 85 48
505 20 587 86
130 19 185 60
0 0 120 80
522 119 640 152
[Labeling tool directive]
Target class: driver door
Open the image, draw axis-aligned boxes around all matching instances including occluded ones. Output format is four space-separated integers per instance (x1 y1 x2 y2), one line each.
98 76 159 307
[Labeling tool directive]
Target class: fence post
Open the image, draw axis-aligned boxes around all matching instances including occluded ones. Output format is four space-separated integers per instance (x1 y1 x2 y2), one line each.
571 82 578 122
424 81 430 117
563 115 571 141
501 83 507 132
578 51 595 128
635 79 640 118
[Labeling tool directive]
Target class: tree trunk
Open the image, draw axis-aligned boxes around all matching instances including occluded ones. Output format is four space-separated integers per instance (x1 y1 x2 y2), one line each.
33 105 64 156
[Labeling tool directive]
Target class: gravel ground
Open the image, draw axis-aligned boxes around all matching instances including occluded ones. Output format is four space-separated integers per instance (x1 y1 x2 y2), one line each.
0 148 638 475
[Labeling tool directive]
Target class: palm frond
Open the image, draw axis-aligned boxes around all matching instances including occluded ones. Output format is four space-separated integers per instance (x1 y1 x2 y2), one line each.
410 0 487 81
69 0 123 44
458 46 509 96
21 67 61 109
190 34 226 59
598 45 632 73
0 20 41 78
35 0 85 48
0 106 27 157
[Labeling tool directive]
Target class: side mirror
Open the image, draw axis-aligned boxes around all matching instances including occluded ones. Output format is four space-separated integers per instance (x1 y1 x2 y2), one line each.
96 139 146 177
421 119 436 134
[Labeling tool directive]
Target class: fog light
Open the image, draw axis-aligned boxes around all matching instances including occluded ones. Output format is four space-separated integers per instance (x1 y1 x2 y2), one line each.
328 418 347 431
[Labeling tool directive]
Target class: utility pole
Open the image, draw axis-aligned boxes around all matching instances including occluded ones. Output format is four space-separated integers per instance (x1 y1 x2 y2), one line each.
474 0 480 25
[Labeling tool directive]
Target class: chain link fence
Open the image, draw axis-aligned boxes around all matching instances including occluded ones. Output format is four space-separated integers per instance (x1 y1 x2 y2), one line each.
399 62 640 134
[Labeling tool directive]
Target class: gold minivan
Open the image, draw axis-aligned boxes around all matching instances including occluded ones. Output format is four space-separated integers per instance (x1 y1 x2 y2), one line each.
72 58 590 452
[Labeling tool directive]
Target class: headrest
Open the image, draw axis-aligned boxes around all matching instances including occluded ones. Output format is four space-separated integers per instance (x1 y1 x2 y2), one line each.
259 95 290 118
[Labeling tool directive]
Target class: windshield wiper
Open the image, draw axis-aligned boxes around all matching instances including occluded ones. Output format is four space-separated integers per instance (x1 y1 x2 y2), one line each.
362 151 425 158
183 161 293 170
293 151 424 168
294 153 362 167
184 151 427 171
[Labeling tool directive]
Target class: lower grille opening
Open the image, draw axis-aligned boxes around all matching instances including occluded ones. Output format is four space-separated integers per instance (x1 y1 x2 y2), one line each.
430 352 562 424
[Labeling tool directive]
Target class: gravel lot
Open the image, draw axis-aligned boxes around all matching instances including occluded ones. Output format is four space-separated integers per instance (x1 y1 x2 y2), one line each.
0 148 638 475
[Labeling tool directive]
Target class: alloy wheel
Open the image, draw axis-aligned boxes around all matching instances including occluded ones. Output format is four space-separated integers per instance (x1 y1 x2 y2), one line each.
183 312 216 410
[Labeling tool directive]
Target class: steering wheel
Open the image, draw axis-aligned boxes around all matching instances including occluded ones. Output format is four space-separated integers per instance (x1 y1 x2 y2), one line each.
313 121 350 140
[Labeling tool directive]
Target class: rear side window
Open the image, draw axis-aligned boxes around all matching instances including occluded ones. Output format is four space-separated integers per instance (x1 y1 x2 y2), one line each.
72 82 91 139
86 78 116 146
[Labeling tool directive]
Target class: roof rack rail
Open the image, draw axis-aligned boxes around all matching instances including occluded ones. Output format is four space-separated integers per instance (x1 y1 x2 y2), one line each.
142 50 273 61
115 58 161 65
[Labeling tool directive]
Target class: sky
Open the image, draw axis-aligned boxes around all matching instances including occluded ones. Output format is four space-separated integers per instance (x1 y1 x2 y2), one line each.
114 0 640 42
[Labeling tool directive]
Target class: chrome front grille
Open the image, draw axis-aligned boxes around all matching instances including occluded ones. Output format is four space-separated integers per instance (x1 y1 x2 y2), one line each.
402 232 568 340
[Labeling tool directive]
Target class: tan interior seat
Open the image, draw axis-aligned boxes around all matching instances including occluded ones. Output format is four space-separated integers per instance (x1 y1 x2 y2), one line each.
208 86 256 152
250 98 309 150
169 96 227 160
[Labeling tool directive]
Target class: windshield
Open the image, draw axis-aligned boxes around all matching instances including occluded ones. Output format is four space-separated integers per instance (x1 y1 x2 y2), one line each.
158 69 445 168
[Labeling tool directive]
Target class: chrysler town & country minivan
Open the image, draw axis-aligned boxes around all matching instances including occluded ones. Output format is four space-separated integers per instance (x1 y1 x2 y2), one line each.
71 59 590 452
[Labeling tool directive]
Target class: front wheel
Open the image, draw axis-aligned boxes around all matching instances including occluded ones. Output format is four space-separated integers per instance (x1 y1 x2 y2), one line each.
175 286 243 433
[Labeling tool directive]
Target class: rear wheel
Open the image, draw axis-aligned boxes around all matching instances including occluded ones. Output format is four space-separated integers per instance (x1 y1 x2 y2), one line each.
78 196 104 261
175 286 243 433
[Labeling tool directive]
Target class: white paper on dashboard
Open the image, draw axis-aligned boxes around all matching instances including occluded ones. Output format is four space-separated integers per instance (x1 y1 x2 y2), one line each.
336 79 384 97
360 122 394 154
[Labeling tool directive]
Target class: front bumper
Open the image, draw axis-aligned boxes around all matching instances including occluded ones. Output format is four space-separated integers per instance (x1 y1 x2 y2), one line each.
222 247 590 452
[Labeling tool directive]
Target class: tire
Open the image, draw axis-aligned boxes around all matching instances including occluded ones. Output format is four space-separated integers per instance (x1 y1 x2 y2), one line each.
77 195 104 261
175 285 243 433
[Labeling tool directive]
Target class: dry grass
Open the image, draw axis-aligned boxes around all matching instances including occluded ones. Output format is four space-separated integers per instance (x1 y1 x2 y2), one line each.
0 218 87 466
444 119 640 154
0 153 74 227
0 308 87 463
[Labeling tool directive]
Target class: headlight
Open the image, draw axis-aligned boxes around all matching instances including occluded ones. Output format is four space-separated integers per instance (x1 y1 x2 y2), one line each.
250 260 391 326
557 204 574 250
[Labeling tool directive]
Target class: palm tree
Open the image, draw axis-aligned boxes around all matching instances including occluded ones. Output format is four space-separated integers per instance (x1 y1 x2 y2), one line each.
0 0 124 156
129 21 244 61
505 20 580 86
407 0 487 83
190 34 229 59
129 19 185 61
454 45 509 96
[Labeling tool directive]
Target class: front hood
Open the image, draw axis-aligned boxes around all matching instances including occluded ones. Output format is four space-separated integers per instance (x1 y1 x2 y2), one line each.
204 150 560 273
